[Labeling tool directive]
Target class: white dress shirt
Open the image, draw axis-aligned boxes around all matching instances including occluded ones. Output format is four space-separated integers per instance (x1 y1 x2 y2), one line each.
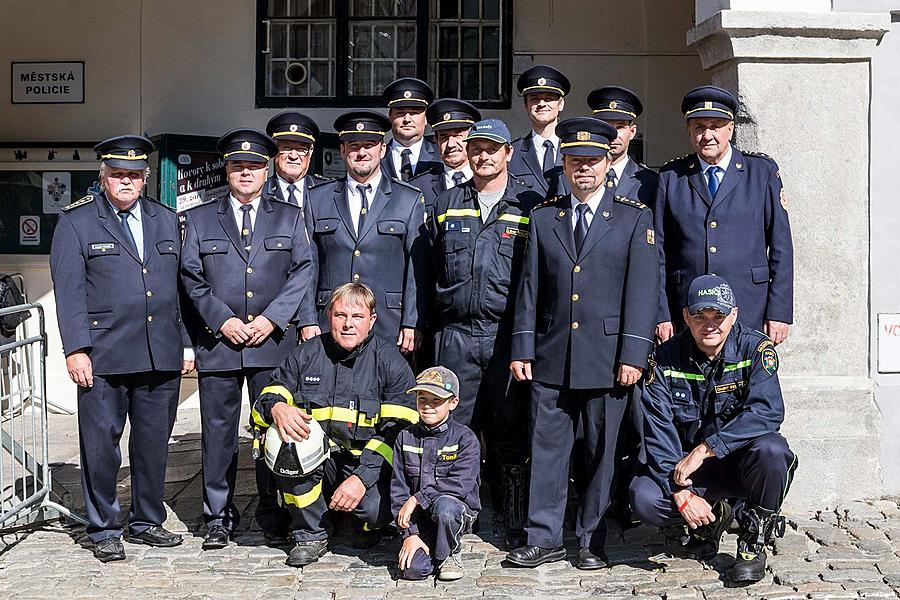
111 199 144 261
610 156 630 186
347 170 382 233
389 138 424 179
276 174 304 208
570 189 605 231
532 131 560 169
443 164 473 189
697 143 733 188
229 195 260 247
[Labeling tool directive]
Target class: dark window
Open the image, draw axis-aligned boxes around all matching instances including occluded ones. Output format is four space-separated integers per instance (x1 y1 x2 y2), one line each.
256 0 510 108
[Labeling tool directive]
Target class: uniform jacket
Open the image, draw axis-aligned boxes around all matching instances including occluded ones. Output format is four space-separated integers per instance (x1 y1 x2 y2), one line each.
429 176 542 331
407 165 448 214
615 158 659 211
180 193 313 370
509 132 568 198
302 175 432 341
391 415 481 537
252 333 417 488
511 190 659 389
655 146 793 330
266 173 332 209
641 322 785 496
50 193 187 375
382 137 442 181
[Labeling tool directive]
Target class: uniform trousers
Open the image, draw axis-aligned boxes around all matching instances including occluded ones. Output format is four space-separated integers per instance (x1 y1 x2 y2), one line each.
400 495 478 580
274 448 393 542
526 381 628 550
434 324 529 465
77 370 180 542
629 432 797 526
198 368 290 531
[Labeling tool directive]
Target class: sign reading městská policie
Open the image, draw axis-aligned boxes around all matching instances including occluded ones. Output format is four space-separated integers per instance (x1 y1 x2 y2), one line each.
12 62 84 104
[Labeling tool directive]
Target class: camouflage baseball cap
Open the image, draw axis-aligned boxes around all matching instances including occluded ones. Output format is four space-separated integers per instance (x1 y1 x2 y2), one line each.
686 274 737 315
407 366 460 399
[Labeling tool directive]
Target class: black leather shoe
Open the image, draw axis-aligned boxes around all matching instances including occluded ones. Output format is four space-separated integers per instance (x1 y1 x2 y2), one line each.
128 525 183 547
286 540 329 567
505 544 566 567
505 527 527 550
93 537 126 562
202 525 232 550
263 528 291 546
577 547 608 570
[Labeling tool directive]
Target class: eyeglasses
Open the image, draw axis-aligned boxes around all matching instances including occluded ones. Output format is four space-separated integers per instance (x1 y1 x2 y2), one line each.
278 146 312 156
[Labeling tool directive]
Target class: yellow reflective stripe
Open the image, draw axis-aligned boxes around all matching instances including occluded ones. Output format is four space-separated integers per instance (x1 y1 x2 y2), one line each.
365 439 394 464
280 482 323 509
380 404 419 423
261 385 295 406
497 214 530 225
663 369 705 381
251 406 270 428
310 405 379 427
437 208 481 223
723 360 753 372
402 444 424 454
438 444 459 454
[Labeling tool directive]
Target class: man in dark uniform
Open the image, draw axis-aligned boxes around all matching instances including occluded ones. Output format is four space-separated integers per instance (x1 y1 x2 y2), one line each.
428 118 542 548
381 78 442 181
508 65 570 197
50 135 191 561
587 85 658 209
251 283 418 567
408 98 481 212
507 117 658 569
301 110 431 356
180 128 314 549
630 275 797 584
655 86 793 344
264 111 331 210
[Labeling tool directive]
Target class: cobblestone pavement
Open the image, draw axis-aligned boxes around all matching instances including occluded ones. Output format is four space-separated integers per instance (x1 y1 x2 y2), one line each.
3 405 900 599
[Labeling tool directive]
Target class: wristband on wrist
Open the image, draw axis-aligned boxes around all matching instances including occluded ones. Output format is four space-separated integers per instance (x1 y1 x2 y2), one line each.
678 492 694 512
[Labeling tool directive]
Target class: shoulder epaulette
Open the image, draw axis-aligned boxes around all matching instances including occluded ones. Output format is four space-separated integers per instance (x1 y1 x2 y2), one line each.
662 153 690 167
740 149 775 161
534 194 565 210
308 175 334 189
150 199 176 212
614 195 647 210
391 178 426 193
62 194 94 211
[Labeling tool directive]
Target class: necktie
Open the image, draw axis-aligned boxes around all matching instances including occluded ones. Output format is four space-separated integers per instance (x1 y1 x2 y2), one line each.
240 204 253 249
400 148 413 181
542 140 555 174
574 203 590 253
117 210 139 256
451 171 465 188
706 165 722 198
356 184 371 234
286 183 298 207
606 169 617 190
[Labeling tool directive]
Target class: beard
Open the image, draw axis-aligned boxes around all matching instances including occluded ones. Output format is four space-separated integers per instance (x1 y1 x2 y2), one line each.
350 161 375 178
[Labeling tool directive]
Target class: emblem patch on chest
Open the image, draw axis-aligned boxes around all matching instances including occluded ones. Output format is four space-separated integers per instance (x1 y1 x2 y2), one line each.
304 375 321 383
503 226 528 239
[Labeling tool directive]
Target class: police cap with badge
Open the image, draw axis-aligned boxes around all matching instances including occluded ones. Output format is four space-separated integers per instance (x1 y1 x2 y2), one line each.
217 128 278 163
681 85 738 121
556 117 617 157
383 77 434 110
333 110 391 142
94 135 155 170
426 98 481 132
587 85 643 122
265 112 320 145
516 64 571 98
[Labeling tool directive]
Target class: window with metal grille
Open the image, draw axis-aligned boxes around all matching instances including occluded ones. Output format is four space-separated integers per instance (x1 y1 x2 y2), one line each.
256 0 510 108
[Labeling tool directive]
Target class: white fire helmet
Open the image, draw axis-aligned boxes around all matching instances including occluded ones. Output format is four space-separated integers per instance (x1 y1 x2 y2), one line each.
264 418 330 477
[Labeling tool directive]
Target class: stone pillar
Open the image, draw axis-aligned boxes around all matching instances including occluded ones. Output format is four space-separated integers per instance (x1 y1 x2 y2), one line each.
687 8 890 510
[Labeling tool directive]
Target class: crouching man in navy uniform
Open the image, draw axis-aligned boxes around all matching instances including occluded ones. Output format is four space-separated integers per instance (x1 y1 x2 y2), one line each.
392 366 481 582
50 135 192 562
630 275 798 584
250 283 418 567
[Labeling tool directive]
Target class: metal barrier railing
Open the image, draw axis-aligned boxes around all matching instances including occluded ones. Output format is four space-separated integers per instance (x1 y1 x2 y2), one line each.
0 301 86 530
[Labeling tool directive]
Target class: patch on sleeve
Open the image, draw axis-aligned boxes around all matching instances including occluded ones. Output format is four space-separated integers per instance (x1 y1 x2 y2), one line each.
756 339 774 353
761 347 779 375
780 188 788 211
646 229 655 245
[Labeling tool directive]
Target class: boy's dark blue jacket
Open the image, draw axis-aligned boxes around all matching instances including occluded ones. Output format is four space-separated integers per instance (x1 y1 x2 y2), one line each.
391 415 481 537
